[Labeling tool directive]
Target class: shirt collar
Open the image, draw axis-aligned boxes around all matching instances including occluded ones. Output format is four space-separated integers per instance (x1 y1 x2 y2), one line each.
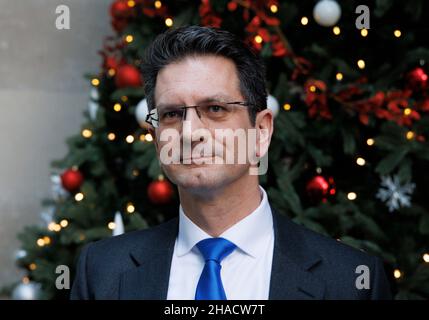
176 186 273 258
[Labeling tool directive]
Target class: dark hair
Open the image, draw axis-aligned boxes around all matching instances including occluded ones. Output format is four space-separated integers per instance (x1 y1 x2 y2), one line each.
140 25 267 125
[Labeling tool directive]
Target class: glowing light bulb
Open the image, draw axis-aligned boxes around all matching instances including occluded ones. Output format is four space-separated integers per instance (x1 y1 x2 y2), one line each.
283 103 291 111
393 269 402 279
403 108 412 116
127 203 135 213
406 131 415 140
82 129 92 138
254 35 263 44
43 236 51 245
301 17 309 25
75 193 84 201
333 26 341 35
165 18 173 27
126 135 135 143
36 238 45 247
356 157 366 166
125 35 134 43
347 192 357 200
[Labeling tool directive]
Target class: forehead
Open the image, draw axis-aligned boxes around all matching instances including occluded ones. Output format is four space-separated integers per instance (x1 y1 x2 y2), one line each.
154 55 242 105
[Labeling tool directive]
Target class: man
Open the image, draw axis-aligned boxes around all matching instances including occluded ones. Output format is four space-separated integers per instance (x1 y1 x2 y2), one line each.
71 26 391 300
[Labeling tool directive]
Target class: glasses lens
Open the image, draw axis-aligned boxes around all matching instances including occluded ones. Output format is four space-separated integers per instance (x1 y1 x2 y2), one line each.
199 102 234 122
158 107 185 127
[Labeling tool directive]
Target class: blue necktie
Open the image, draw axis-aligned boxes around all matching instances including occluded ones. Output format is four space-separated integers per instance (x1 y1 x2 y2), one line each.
195 237 237 300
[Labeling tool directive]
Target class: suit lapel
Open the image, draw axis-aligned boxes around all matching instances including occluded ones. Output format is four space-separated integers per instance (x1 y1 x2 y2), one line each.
118 208 326 300
119 218 178 300
269 209 326 299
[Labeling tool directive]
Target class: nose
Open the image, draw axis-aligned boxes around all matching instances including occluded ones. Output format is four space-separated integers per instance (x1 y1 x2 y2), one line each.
183 107 201 122
182 107 209 149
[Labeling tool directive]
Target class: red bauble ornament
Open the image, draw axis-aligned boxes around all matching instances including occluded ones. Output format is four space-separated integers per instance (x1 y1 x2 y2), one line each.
148 179 174 204
406 67 428 91
306 175 330 203
110 0 133 19
110 0 134 32
61 169 84 192
115 64 143 88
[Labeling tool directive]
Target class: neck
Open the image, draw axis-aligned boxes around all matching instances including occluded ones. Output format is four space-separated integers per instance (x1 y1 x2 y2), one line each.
178 176 261 237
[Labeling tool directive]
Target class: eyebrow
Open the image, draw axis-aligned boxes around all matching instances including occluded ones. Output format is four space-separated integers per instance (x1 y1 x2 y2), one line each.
156 94 235 109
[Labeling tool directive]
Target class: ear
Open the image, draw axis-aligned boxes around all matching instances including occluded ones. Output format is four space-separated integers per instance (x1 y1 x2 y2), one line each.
254 109 274 159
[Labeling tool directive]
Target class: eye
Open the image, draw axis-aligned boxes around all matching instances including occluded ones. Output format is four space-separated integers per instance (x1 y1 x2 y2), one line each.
162 110 183 119
208 104 226 112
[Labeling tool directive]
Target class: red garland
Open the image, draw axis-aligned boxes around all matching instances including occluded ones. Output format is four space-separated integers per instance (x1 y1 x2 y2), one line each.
110 0 135 33
304 79 331 120
199 0 222 28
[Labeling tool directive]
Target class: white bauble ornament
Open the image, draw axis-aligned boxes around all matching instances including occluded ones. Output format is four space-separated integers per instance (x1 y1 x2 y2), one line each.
14 249 27 261
267 94 279 117
112 211 124 236
88 101 99 121
313 0 341 27
12 281 41 300
135 98 150 128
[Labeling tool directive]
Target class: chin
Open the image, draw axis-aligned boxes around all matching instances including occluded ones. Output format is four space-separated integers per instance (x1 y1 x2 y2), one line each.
169 166 220 190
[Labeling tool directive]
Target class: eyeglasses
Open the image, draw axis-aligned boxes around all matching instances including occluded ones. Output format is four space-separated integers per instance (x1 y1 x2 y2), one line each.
145 101 260 128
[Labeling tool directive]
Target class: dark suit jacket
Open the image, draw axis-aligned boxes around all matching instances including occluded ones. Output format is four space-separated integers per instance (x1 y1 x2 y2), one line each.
70 209 392 299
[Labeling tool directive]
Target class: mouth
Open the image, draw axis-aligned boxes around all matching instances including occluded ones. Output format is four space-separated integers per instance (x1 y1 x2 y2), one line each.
180 155 215 164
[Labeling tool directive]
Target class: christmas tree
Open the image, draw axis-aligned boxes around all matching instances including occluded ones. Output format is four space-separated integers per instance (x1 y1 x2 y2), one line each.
10 0 429 299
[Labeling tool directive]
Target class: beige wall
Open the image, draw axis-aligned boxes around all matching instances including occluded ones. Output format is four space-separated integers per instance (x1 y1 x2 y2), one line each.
0 0 111 286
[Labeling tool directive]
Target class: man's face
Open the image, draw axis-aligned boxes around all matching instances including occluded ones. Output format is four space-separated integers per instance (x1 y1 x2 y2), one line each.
152 55 261 194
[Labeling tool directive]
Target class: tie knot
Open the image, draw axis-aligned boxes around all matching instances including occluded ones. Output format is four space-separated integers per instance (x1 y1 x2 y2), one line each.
196 237 236 263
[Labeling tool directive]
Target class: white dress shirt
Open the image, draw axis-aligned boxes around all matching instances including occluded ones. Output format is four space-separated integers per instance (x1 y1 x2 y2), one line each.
167 186 274 300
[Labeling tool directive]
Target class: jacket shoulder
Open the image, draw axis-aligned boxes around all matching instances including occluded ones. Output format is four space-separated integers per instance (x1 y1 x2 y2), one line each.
71 217 178 299
273 211 391 299
87 217 178 256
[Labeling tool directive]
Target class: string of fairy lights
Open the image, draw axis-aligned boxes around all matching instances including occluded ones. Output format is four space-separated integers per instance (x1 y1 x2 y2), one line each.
24 0 428 286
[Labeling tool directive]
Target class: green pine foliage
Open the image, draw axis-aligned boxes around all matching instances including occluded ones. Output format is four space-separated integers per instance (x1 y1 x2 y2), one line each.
11 0 429 299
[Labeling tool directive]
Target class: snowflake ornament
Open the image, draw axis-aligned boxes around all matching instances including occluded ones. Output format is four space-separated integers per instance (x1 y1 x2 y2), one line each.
50 174 68 200
376 175 415 212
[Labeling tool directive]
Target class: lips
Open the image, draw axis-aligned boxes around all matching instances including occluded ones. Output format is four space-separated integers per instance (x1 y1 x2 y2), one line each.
180 155 215 163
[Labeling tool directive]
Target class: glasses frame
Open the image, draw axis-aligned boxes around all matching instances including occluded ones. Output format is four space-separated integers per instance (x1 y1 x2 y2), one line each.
145 101 261 128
